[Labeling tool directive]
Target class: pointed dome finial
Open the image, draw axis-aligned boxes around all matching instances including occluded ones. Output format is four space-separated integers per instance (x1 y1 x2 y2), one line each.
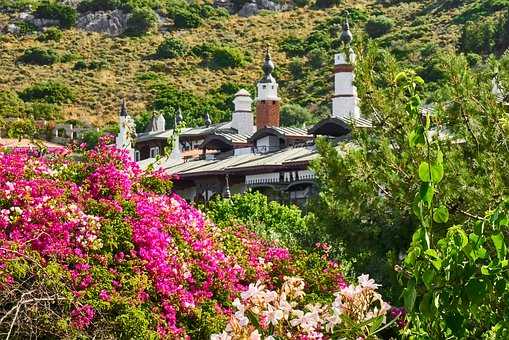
204 113 212 127
260 45 276 84
340 11 353 46
120 98 128 117
176 107 183 125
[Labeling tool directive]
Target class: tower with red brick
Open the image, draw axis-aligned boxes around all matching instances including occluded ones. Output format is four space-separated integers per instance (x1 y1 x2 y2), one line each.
255 49 280 129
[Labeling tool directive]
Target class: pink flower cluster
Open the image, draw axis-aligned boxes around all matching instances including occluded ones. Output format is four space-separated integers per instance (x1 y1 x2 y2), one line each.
0 144 341 337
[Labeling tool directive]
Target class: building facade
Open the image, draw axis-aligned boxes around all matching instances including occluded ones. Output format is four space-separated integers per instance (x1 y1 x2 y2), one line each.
117 19 368 205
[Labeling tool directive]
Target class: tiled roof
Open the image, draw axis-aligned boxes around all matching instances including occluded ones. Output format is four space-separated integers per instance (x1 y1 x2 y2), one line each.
249 126 312 142
162 146 318 177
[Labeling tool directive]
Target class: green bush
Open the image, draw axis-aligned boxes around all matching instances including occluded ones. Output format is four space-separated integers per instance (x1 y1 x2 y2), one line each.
125 7 158 36
77 0 119 12
307 48 328 69
20 81 75 104
155 37 188 59
365 15 395 38
288 57 304 78
14 21 38 35
206 191 315 249
314 0 341 9
25 102 62 120
281 36 306 57
459 19 497 54
19 47 60 65
294 0 311 7
280 103 314 127
193 42 247 69
170 7 203 29
38 27 63 42
210 45 247 69
34 1 77 29
0 90 24 118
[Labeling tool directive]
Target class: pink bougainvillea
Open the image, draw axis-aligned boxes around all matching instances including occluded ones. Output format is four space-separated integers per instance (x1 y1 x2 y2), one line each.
0 143 348 338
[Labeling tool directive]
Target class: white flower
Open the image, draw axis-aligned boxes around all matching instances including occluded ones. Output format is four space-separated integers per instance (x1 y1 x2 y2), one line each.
235 310 249 327
210 331 232 340
241 281 264 301
358 274 381 290
278 294 293 319
264 290 278 303
249 330 261 340
263 304 284 326
325 313 341 333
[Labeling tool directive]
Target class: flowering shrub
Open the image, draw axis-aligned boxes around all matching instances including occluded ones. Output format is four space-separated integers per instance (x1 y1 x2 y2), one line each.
212 275 395 339
0 142 351 338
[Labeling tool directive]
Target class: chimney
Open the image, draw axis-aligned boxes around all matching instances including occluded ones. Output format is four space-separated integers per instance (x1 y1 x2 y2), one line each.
232 89 254 135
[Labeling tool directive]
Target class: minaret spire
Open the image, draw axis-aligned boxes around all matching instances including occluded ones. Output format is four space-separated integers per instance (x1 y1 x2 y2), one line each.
332 12 360 120
256 46 280 129
340 12 353 47
260 46 275 84
120 98 128 117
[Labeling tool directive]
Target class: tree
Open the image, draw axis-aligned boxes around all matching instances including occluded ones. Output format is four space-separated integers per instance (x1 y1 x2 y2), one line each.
310 43 509 300
280 104 314 127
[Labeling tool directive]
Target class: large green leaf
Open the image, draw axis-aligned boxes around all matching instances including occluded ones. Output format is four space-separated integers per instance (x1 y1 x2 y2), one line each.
419 182 434 205
404 280 417 312
419 162 431 182
431 163 444 183
433 205 449 223
491 233 507 260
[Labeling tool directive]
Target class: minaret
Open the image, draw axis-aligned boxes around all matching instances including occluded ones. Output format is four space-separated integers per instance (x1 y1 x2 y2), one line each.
116 99 135 159
232 89 254 135
255 48 280 129
332 16 360 120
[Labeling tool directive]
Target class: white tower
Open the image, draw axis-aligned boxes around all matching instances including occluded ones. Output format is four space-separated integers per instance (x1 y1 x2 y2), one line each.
232 89 254 135
332 18 360 120
116 99 135 159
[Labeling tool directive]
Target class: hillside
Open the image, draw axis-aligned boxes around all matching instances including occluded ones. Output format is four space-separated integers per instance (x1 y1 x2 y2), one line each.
0 0 507 129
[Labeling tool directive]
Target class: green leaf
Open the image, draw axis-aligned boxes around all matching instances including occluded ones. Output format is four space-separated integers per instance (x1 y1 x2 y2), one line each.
419 292 433 315
408 127 425 148
436 150 444 164
431 163 444 183
422 269 434 289
419 162 431 182
466 280 485 305
491 233 507 260
414 76 425 85
395 71 407 83
404 280 417 312
419 182 434 205
369 315 384 334
433 205 449 223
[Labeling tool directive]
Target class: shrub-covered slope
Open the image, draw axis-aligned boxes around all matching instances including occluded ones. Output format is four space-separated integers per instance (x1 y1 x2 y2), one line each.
0 0 507 127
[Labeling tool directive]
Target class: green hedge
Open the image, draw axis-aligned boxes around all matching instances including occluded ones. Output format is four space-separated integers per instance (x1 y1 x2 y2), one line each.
19 47 60 65
155 37 188 59
365 15 395 38
34 1 77 29
125 7 158 36
19 81 75 104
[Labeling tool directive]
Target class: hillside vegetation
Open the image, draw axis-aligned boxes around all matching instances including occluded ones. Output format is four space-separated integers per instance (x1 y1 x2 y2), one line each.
0 0 507 128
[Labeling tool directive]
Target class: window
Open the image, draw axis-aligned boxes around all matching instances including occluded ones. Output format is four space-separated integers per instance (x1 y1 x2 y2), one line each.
134 150 140 162
272 101 276 104
262 85 266 89
149 147 160 158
